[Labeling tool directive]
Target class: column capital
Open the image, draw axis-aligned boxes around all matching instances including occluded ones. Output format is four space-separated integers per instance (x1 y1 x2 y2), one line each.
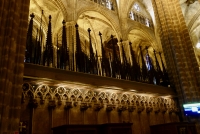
66 21 76 27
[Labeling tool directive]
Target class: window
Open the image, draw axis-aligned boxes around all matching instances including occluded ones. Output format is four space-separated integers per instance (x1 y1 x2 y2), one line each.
145 18 150 27
106 0 112 10
129 11 134 20
146 54 152 71
134 3 140 12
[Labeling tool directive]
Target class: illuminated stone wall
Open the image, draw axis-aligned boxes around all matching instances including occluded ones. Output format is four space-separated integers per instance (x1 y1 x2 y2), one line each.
20 83 179 134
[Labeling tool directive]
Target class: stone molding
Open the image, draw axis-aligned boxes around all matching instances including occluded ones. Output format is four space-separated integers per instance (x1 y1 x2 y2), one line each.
22 82 179 114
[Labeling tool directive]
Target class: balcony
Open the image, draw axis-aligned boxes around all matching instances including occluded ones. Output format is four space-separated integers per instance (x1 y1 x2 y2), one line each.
23 63 176 96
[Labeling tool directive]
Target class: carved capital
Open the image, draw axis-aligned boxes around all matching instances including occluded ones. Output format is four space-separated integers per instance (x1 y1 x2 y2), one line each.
106 104 115 112
161 107 167 113
168 108 174 114
93 103 103 111
137 106 145 113
48 100 56 109
57 100 62 105
40 99 45 104
146 107 153 113
128 105 136 112
174 107 180 114
80 103 90 111
28 99 38 108
154 107 160 113
73 101 78 107
117 105 127 112
65 101 73 110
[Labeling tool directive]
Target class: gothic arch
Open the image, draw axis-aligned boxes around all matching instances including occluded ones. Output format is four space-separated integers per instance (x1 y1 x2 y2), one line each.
127 1 152 19
127 26 161 51
76 9 120 39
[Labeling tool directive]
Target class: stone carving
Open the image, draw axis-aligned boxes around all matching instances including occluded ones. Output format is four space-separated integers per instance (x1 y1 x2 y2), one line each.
48 100 56 109
154 107 160 113
94 103 103 111
106 104 115 112
57 100 62 105
160 103 167 113
40 99 45 104
168 108 174 114
22 83 179 115
128 105 136 112
174 107 180 114
146 107 153 113
80 103 90 111
65 101 73 110
117 105 127 112
137 106 145 113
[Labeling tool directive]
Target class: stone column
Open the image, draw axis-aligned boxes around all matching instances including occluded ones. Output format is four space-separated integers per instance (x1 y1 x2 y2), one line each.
151 0 200 131
0 0 30 133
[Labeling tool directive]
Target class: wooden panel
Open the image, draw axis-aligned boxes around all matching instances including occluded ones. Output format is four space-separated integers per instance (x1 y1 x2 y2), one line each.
52 123 133 134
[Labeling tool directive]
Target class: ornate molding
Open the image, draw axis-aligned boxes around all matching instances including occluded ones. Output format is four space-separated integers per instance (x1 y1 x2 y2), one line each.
48 100 56 109
22 83 179 114
146 106 153 113
137 106 145 113
93 103 103 111
65 101 73 110
106 104 115 112
117 105 127 112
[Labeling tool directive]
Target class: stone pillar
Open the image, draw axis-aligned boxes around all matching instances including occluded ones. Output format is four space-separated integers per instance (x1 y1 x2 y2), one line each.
151 0 200 131
0 0 30 133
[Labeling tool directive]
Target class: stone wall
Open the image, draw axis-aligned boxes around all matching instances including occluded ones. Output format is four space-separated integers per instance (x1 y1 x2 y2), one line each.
20 83 179 134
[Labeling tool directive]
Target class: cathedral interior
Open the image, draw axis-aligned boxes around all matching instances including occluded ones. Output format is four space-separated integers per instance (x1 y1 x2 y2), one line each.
1 0 200 134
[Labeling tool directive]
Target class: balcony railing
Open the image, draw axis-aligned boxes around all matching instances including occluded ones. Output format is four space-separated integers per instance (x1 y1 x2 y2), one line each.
25 13 169 88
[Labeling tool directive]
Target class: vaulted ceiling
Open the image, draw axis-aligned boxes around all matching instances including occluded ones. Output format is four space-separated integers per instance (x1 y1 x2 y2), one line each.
180 0 200 64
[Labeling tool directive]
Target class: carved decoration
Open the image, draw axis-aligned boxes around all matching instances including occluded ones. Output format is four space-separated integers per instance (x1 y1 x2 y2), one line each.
22 83 179 115
168 108 174 114
128 105 136 112
117 105 127 112
80 103 89 111
94 103 103 111
48 100 56 109
65 101 73 110
57 100 62 105
137 106 145 113
106 104 115 112
146 107 153 113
